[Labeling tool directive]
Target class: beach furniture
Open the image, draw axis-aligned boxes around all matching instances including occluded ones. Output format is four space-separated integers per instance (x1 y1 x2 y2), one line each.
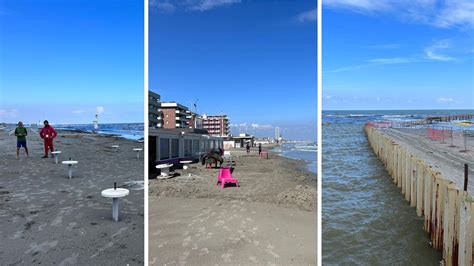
217 167 240 188
180 160 193 176
51 151 62 164
61 160 78 179
156 163 173 178
260 151 269 159
133 148 142 159
101 185 129 222
112 145 119 152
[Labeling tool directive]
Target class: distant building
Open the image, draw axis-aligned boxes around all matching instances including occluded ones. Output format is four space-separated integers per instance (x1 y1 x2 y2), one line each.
202 114 230 137
275 126 281 140
149 91 163 128
224 133 255 148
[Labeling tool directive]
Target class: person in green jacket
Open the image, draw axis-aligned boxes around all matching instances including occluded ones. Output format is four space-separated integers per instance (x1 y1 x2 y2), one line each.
14 121 29 159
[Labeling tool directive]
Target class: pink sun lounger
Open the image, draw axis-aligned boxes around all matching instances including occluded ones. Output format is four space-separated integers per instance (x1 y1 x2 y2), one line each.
216 167 240 189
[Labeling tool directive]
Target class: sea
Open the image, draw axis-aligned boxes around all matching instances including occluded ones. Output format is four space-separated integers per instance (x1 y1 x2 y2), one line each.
322 109 473 265
55 123 144 141
272 142 317 175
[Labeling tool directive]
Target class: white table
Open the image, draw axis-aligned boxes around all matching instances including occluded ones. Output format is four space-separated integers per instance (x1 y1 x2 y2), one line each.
180 160 193 170
156 163 173 178
51 151 62 164
133 148 143 159
180 160 193 177
101 188 129 222
61 160 78 179
112 145 119 152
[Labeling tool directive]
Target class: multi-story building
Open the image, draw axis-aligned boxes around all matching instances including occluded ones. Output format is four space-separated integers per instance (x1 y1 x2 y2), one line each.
202 114 230 137
160 102 192 129
149 91 163 128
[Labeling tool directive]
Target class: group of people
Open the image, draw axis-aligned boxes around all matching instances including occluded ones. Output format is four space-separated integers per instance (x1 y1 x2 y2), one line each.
246 142 263 155
14 120 58 159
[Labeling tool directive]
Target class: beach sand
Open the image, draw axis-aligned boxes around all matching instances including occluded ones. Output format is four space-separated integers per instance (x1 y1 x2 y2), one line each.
149 148 317 265
0 128 144 265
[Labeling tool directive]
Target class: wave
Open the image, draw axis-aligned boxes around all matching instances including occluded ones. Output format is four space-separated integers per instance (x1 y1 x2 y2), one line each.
294 145 318 152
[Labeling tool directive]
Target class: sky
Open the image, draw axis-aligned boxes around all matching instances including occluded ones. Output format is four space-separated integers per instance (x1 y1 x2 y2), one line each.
323 0 474 110
0 0 144 124
149 0 317 141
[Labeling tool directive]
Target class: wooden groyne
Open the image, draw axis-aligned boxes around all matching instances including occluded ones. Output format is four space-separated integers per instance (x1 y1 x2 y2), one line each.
365 125 473 265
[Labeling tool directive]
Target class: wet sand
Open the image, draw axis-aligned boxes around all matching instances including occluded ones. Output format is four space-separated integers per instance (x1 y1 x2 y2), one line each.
149 148 317 265
0 128 144 265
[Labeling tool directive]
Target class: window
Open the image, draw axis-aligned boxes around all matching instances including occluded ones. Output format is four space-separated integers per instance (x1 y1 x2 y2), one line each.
171 139 179 158
193 140 199 155
184 139 192 156
210 140 215 149
200 140 205 152
160 138 169 160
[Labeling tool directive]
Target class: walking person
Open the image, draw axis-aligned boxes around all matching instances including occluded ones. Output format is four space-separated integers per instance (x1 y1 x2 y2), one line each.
39 120 57 158
258 143 262 156
246 142 250 154
14 121 29 159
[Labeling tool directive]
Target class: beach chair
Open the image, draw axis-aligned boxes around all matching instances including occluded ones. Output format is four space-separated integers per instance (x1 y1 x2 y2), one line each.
216 167 240 189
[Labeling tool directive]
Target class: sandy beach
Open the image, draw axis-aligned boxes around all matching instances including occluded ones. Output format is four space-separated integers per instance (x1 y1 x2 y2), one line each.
149 147 317 265
0 128 144 265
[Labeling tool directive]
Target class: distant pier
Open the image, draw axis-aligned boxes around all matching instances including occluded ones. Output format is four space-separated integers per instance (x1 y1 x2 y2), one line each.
365 122 473 265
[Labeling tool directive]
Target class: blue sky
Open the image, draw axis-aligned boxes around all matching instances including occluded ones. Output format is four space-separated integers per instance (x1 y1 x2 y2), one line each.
323 0 474 110
149 0 317 140
0 0 144 124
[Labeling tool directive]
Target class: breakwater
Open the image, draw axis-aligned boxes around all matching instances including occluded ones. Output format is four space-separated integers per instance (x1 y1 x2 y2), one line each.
365 125 473 265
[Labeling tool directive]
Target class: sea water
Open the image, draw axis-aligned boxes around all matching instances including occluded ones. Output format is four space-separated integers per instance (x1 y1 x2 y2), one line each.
322 109 473 264
56 123 144 141
272 142 317 175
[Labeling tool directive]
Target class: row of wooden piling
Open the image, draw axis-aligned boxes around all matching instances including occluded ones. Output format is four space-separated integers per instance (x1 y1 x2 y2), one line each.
365 125 473 265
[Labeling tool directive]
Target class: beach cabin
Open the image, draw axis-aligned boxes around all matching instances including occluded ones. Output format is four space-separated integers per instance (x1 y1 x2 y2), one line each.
227 133 255 148
149 128 224 173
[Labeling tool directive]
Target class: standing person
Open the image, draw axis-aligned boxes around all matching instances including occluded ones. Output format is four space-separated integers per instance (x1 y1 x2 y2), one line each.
258 143 262 156
246 142 250 154
39 120 57 158
14 121 29 159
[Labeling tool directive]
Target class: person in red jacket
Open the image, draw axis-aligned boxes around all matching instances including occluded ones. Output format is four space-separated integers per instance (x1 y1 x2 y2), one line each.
39 120 58 158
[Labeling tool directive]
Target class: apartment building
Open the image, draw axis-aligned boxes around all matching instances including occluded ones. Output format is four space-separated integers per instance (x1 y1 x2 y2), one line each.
202 114 230 137
149 91 163 128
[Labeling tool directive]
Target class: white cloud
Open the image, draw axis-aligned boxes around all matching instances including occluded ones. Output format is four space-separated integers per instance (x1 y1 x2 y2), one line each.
251 123 273 130
328 39 459 73
424 39 455 61
151 0 241 12
297 8 317 23
150 0 176 12
187 0 241 11
0 109 19 119
435 0 474 28
96 106 105 114
323 0 474 29
230 122 273 130
367 57 418 64
437 97 456 103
